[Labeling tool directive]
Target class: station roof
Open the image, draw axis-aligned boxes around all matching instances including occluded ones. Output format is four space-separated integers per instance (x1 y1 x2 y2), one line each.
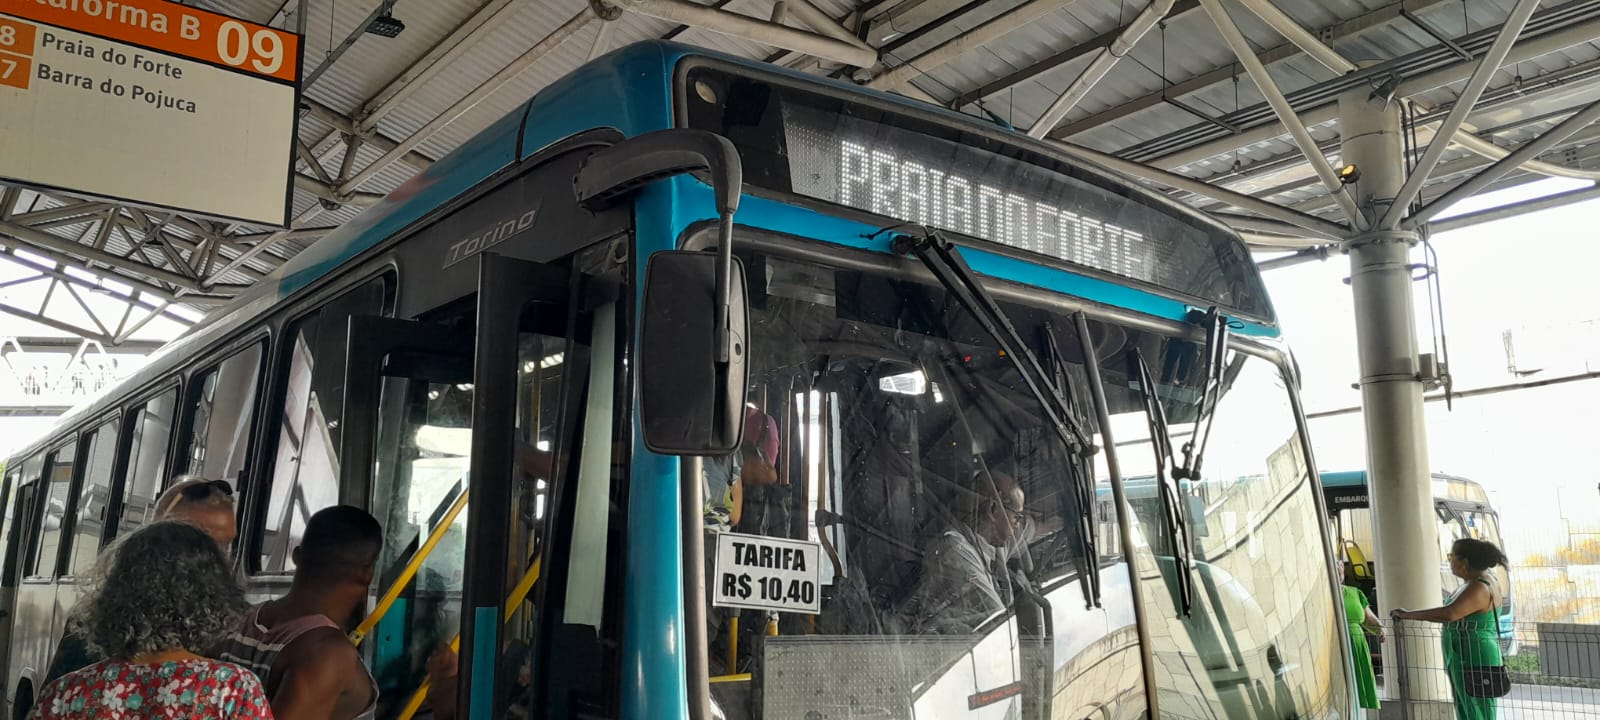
2 0 1596 341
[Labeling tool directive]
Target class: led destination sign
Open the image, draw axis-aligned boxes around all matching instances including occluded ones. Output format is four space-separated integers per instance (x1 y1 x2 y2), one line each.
832 138 1149 280
683 65 1271 321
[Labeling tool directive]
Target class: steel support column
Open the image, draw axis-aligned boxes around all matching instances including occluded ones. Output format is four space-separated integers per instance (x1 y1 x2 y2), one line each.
1338 87 1451 714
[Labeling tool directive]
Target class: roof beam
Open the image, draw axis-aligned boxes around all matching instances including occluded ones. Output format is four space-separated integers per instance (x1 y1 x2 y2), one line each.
785 1 877 54
1230 0 1600 195
1026 0 1183 138
203 206 329 287
1280 132 1600 217
1054 140 1348 239
1137 7 1600 171
1380 0 1542 229
1046 0 1451 141
8 201 109 226
614 0 877 66
0 218 202 290
302 0 399 90
1409 98 1600 228
303 101 434 173
339 8 596 195
293 174 384 208
1199 0 1364 229
862 0 1076 90
0 247 219 317
951 0 1201 110
355 0 523 134
0 300 119 344
1427 182 1600 234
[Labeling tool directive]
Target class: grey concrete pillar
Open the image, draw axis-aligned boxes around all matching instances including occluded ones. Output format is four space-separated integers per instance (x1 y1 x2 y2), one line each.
1338 87 1453 713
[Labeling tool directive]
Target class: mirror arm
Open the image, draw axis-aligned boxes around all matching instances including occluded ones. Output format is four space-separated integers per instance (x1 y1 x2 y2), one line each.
716 212 735 363
574 128 744 365
574 129 742 214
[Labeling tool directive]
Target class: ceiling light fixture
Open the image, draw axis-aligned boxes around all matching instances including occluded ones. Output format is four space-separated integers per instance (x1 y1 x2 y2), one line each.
366 10 405 38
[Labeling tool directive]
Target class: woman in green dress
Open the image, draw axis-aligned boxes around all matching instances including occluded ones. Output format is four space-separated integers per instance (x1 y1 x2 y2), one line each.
1392 538 1507 720
1340 561 1385 710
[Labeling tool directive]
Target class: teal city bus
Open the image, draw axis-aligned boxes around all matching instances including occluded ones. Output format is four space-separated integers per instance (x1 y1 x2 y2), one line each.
0 41 1355 720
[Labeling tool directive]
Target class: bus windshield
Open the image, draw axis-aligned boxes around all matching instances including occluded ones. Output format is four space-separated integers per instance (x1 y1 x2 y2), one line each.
1099 341 1349 718
703 242 1347 719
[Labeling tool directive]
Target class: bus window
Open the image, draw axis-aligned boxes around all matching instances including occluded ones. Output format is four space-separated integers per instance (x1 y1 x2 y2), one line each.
260 276 390 573
29 441 78 579
118 389 178 536
66 420 119 576
0 467 23 586
184 344 264 484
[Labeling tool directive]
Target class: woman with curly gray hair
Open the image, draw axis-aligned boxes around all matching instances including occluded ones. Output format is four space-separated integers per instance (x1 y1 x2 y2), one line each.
34 521 272 719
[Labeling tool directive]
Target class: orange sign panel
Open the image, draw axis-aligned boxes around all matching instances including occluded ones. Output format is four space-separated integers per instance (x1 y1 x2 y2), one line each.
0 0 299 82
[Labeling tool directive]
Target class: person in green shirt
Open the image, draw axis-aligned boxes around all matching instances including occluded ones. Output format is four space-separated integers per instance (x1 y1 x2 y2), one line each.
1393 538 1508 720
1339 559 1385 710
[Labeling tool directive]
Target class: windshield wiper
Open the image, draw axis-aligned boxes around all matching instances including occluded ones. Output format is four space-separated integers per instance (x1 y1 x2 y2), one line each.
1130 348 1196 617
1174 308 1231 482
1044 322 1102 607
891 231 1102 608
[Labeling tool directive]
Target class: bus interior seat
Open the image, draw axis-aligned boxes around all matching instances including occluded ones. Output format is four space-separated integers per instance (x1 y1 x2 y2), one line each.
1343 540 1372 581
838 388 927 612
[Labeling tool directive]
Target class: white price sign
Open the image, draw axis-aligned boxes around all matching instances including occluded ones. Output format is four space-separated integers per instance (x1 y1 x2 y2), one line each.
713 532 822 615
0 0 299 225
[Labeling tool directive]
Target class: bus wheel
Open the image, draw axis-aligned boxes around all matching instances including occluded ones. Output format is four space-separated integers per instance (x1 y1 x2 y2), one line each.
12 680 32 720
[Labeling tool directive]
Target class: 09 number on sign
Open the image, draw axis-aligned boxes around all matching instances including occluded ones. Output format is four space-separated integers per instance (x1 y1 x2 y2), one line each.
216 20 282 75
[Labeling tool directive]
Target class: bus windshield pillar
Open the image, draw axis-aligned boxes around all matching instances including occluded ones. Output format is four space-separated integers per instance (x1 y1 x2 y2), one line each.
1339 86 1452 709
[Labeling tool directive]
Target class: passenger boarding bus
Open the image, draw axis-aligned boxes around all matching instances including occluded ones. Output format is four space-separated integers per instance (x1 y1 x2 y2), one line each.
0 41 1354 720
1323 470 1516 657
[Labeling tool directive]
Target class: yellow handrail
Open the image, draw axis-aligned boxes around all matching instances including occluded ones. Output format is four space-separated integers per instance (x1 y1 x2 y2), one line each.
397 556 543 720
350 491 471 646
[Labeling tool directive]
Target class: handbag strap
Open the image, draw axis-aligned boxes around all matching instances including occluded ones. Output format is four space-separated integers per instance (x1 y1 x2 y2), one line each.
1476 577 1499 623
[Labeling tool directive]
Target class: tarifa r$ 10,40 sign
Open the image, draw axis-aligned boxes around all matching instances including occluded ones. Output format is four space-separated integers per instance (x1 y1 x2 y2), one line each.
0 0 300 226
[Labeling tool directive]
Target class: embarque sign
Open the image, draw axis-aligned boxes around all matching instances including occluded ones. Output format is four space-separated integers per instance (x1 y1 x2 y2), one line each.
0 0 299 225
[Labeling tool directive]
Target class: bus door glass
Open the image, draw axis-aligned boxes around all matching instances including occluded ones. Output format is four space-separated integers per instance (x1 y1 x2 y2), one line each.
348 248 624 719
0 466 18 680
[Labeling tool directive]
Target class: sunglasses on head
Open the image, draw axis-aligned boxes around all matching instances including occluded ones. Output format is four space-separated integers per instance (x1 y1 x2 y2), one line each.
180 479 234 501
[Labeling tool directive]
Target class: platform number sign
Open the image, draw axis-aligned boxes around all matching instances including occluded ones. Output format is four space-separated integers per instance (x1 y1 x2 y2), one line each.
0 0 299 226
713 532 823 615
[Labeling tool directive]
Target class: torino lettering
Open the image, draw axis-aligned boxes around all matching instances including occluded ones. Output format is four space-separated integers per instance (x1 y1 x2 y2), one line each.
837 141 1145 276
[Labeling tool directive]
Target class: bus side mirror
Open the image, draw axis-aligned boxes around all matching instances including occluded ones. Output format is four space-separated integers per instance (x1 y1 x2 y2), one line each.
574 129 748 455
639 251 749 455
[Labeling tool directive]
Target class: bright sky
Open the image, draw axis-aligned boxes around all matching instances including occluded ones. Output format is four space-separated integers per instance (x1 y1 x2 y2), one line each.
0 248 194 452
1265 179 1600 558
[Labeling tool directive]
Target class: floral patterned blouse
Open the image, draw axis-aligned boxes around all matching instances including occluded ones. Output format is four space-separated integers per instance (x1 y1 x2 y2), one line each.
34 658 272 719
